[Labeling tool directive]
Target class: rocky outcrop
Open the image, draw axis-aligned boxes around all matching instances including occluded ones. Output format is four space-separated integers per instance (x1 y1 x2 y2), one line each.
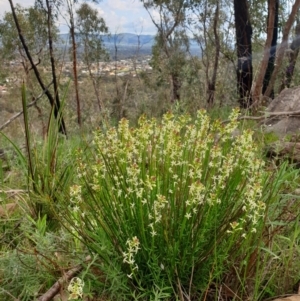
263 87 300 164
264 86 300 136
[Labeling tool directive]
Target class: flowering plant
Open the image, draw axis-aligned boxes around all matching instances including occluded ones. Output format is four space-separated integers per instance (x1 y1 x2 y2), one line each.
63 109 276 299
68 277 84 300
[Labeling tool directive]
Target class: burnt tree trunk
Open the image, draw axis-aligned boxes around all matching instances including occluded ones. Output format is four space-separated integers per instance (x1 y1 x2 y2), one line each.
234 0 253 108
262 0 279 97
170 73 181 103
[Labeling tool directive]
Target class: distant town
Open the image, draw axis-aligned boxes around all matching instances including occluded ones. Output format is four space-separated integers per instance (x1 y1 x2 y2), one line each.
0 32 201 95
0 55 153 97
61 55 153 80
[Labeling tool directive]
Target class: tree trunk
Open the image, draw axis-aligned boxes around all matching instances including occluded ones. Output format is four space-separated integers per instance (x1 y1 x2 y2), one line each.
234 0 252 108
262 0 279 97
251 0 276 108
45 0 66 134
207 0 220 107
70 22 81 127
170 74 181 103
142 0 186 103
280 21 300 91
234 0 253 108
264 0 300 98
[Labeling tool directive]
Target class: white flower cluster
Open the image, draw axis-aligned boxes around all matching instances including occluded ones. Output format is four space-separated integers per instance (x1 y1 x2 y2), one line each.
88 109 265 239
122 236 140 278
67 277 84 300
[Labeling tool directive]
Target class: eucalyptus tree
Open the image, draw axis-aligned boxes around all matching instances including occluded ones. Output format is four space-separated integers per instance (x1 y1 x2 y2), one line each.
281 20 300 90
34 0 81 126
251 0 278 106
0 4 53 133
75 2 108 111
0 4 50 66
32 0 67 134
264 0 300 98
262 0 279 96
188 0 222 106
245 0 300 107
141 0 188 102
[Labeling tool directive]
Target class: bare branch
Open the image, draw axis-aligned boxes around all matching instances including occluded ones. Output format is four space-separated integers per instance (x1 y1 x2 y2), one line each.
222 110 300 124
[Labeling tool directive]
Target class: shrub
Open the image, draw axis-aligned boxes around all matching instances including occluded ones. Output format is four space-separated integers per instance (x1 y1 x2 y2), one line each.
61 109 292 300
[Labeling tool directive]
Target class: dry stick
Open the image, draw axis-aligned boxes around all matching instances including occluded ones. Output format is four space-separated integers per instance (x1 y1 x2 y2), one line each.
221 109 300 124
221 283 242 301
37 255 91 301
0 82 53 131
0 189 26 194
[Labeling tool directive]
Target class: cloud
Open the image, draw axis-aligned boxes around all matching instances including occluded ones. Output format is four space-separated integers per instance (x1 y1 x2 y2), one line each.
0 0 33 17
106 0 144 12
98 0 156 34
0 0 157 34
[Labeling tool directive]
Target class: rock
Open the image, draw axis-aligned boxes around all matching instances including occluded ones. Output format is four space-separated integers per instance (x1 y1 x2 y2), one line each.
263 87 300 137
262 87 300 164
267 87 300 112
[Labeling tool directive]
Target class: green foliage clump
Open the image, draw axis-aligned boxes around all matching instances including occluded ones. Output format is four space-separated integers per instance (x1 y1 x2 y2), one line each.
60 108 285 299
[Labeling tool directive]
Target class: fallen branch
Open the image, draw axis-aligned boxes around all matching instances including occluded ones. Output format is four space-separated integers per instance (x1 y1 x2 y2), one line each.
258 109 300 117
222 109 300 124
38 255 91 301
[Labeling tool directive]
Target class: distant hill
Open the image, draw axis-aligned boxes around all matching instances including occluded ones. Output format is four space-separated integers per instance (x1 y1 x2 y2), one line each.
58 33 200 59
59 33 154 46
59 33 155 58
102 33 155 46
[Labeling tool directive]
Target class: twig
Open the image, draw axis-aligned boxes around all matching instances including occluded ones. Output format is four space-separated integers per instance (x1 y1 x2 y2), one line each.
0 82 53 131
222 109 300 124
259 109 300 116
188 263 194 300
221 282 242 301
38 255 91 301
217 284 222 301
175 268 184 301
0 189 27 194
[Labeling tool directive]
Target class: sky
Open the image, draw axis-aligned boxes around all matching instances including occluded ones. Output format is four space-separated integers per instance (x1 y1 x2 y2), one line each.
0 0 157 35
